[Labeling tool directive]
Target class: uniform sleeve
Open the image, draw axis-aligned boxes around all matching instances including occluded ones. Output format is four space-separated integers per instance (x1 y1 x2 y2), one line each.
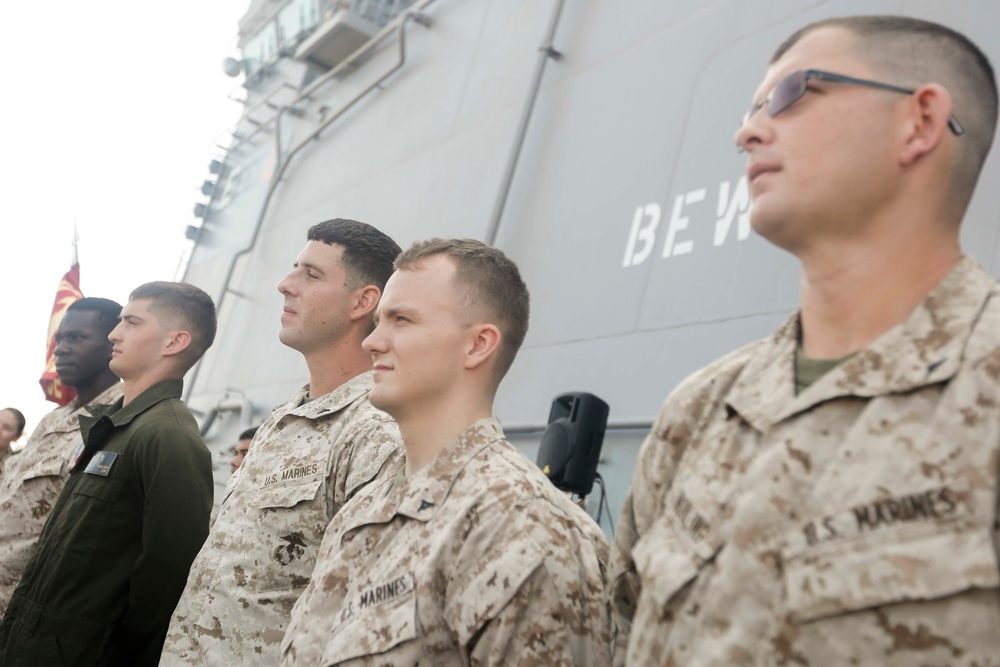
0 411 73 616
608 344 754 666
608 430 657 667
608 386 708 666
122 420 214 667
446 498 612 666
467 564 579 666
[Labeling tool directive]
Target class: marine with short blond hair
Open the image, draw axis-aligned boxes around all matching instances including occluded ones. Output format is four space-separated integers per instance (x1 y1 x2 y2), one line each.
280 238 613 666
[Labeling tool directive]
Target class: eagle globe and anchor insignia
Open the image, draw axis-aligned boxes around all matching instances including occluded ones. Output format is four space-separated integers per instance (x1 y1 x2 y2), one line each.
273 532 307 565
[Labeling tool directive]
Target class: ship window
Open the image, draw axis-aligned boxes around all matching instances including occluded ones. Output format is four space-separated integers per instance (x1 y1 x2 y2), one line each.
278 0 323 47
243 23 279 76
351 0 419 27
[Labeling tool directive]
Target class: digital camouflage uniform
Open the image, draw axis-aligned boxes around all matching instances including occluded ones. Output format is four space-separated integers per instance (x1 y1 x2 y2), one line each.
611 256 1000 666
280 417 614 667
161 371 401 666
0 382 123 617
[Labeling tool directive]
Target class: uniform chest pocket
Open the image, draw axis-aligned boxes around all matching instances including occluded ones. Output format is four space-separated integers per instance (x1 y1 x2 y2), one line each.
72 475 123 502
633 500 724 612
320 577 417 665
20 455 65 482
51 476 124 557
251 476 323 510
782 520 1000 624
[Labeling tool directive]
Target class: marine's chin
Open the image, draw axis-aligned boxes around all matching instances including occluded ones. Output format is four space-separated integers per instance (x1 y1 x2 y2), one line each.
368 387 397 418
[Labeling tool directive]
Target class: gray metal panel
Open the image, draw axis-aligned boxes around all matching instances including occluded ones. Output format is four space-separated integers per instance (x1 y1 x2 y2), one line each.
497 2 745 346
184 0 1000 518
497 312 784 427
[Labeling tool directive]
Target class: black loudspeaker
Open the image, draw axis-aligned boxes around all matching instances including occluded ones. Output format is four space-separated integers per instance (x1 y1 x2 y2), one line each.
537 392 609 497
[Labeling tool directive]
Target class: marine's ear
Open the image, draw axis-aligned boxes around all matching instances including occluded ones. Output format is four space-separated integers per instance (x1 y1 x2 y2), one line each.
898 83 953 166
349 285 381 322
162 330 193 358
464 324 501 371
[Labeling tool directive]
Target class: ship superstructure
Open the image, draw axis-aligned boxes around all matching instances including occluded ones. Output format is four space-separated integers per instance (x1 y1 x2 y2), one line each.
182 0 1000 533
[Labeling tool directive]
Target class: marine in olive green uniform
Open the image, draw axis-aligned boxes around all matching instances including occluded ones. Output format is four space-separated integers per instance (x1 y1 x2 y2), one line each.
0 282 217 667
611 16 1000 667
0 381 213 666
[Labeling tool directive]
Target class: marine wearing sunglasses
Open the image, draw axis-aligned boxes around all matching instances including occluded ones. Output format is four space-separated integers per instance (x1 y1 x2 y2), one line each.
744 68 965 135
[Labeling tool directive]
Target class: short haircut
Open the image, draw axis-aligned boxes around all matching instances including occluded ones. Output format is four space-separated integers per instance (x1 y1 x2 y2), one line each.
1 408 25 438
239 426 259 441
307 219 402 291
773 15 998 212
129 282 217 372
67 297 123 338
394 239 530 388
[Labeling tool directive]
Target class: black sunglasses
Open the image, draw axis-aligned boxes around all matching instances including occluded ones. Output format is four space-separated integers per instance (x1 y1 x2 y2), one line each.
745 69 965 135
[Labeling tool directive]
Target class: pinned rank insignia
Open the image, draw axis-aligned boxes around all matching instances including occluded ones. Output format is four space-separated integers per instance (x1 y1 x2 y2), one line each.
84 451 118 477
69 440 86 470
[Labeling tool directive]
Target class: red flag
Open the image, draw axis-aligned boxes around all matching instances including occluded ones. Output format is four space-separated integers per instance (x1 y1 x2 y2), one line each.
39 262 84 406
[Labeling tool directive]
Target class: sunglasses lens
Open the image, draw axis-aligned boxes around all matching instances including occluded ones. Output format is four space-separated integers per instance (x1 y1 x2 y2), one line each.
768 71 807 116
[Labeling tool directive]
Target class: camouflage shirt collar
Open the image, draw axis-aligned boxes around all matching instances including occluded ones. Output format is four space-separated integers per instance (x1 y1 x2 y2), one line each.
40 383 125 437
281 371 375 420
727 256 994 431
393 417 505 522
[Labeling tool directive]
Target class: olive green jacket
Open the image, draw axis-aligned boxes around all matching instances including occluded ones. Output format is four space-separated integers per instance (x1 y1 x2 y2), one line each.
0 379 213 667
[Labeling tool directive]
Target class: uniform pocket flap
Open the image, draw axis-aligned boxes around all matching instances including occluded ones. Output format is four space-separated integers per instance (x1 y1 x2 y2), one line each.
320 575 417 664
632 518 706 609
72 476 123 503
20 455 66 481
784 524 1000 624
252 477 323 510
445 535 546 646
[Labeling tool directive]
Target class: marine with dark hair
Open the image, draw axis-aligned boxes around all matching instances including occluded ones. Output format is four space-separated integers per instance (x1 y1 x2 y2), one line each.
230 425 259 474
0 407 25 482
0 297 125 617
281 239 612 665
162 218 403 667
127 281 217 371
307 218 401 295
0 283 216 666
0 408 25 455
611 15 1000 666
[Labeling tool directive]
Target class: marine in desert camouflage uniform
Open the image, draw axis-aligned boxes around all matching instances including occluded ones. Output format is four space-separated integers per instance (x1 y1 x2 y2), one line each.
0 298 122 616
281 239 613 666
161 219 402 666
611 15 1000 667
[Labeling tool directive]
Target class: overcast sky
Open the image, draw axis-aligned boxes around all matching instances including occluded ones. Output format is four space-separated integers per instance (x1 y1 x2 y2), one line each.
1 0 249 439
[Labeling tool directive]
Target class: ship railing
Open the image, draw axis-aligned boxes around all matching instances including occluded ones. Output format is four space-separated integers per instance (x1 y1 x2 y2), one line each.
213 81 300 153
183 0 437 402
349 0 419 27
215 0 419 157
503 420 654 438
